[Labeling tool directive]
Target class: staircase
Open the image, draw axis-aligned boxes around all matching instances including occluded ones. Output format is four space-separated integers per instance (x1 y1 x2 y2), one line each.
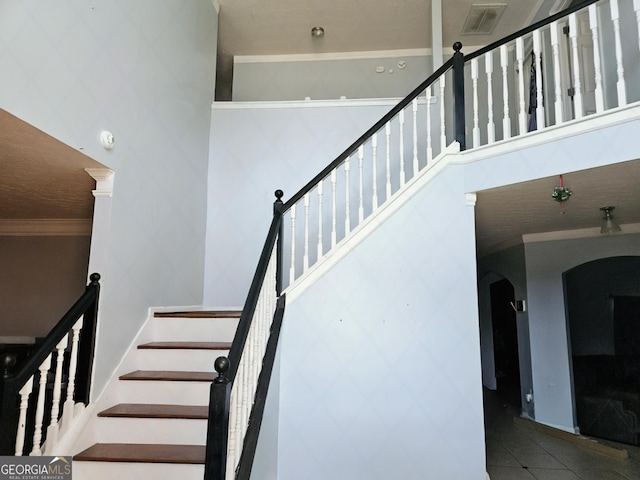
71 310 240 480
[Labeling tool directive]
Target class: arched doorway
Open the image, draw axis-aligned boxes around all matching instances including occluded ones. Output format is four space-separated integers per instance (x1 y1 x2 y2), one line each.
565 256 640 445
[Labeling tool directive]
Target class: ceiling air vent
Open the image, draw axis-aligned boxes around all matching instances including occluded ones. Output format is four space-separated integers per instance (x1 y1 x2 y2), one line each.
461 4 507 35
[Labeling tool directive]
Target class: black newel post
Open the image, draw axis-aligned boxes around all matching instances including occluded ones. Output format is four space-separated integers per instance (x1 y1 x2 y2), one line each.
274 190 284 296
204 356 232 480
75 272 101 404
0 354 19 455
452 42 466 151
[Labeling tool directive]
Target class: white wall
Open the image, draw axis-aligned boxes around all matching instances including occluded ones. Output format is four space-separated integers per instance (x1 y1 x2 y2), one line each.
233 51 433 101
204 100 397 306
275 165 486 479
0 0 219 395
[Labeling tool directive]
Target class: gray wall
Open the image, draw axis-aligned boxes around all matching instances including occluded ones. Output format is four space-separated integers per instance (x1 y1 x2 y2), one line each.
276 164 486 479
0 235 91 338
0 0 218 395
233 52 432 101
204 100 395 306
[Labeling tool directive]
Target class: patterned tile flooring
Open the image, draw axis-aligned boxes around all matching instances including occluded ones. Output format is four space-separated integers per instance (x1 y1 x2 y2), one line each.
484 390 640 480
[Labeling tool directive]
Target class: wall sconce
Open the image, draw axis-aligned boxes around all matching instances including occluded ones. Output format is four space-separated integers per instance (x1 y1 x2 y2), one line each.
600 206 621 234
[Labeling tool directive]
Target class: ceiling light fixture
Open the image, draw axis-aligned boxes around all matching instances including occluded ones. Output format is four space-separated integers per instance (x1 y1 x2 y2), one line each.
311 26 324 38
600 206 621 234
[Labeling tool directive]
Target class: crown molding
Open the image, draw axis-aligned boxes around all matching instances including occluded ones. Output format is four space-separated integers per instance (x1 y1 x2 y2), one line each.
0 219 92 236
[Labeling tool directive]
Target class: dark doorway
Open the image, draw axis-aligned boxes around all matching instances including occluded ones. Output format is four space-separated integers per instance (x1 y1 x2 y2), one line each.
490 279 521 409
566 257 640 445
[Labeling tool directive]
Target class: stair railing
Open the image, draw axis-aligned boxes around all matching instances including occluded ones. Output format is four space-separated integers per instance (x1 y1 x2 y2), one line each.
205 194 285 480
0 273 101 456
461 0 635 148
205 0 640 476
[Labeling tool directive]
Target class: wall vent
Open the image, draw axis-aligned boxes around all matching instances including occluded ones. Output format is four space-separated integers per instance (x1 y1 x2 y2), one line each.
461 4 507 35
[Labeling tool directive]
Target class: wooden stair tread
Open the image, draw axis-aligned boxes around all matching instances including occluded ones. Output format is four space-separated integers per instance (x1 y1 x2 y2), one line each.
74 443 205 464
154 310 241 318
99 403 208 419
138 341 231 350
119 370 215 382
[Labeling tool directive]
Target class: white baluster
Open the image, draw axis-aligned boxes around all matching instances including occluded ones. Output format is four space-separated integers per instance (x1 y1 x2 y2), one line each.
398 110 405 186
330 170 337 247
590 4 604 113
471 57 480 147
550 22 564 124
635 0 640 51
358 145 364 223
412 98 419 176
30 354 52 455
569 13 584 118
303 192 310 272
533 29 545 129
317 181 323 259
500 45 511 139
344 156 351 234
610 0 627 106
426 86 433 162
516 37 527 134
439 76 446 151
385 123 392 198
226 386 239 479
485 51 495 143
61 317 83 432
371 133 378 209
15 377 34 456
46 334 69 452
289 204 296 282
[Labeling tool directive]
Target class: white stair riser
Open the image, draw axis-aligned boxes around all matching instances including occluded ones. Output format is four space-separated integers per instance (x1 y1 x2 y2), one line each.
113 381 211 405
151 318 239 342
73 461 204 480
135 349 229 372
88 417 208 445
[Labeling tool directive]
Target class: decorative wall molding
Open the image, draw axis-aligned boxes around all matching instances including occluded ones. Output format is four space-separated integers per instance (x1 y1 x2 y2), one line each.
85 168 114 197
0 219 92 236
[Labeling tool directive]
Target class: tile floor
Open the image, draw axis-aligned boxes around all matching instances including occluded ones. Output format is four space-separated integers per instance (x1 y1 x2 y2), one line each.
484 390 640 480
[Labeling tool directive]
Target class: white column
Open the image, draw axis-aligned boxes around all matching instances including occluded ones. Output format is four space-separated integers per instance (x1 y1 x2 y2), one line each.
85 168 114 285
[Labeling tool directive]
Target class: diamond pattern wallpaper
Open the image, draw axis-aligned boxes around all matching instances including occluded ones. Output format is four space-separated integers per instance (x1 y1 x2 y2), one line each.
205 101 394 306
0 0 219 394
274 165 486 479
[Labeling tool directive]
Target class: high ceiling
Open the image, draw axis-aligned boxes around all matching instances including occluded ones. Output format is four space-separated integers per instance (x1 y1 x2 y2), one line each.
215 0 557 97
3 0 639 256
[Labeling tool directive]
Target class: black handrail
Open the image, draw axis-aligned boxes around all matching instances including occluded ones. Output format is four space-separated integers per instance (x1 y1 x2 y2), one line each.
0 273 101 455
282 59 455 211
225 192 284 383
204 193 284 480
465 0 599 62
